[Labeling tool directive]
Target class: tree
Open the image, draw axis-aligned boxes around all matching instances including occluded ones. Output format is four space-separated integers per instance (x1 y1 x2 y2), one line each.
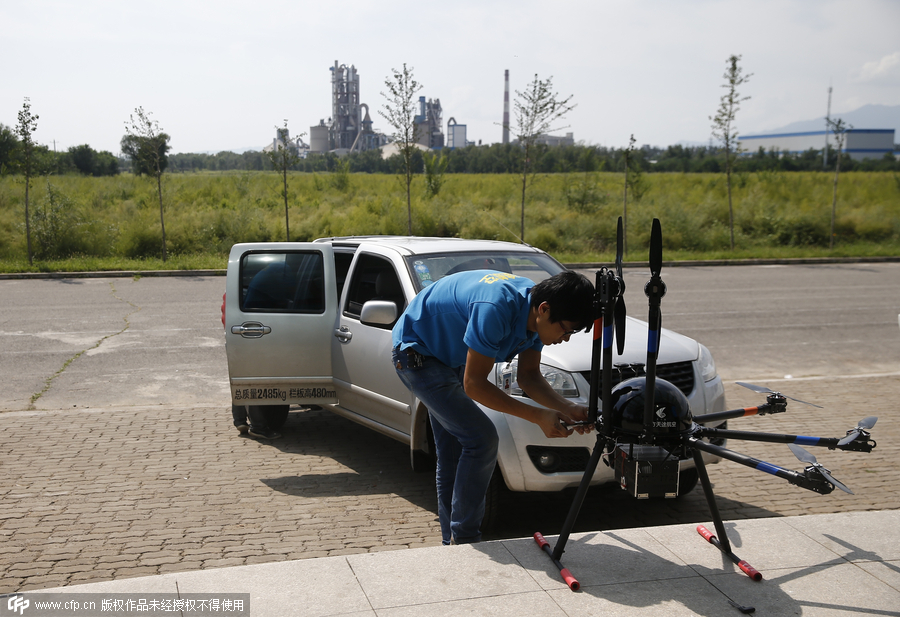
93 151 119 176
622 135 636 255
380 63 423 235
15 98 39 265
827 118 852 249
0 123 18 174
710 55 752 250
423 150 447 198
70 144 96 176
265 120 305 241
122 107 171 261
510 74 575 243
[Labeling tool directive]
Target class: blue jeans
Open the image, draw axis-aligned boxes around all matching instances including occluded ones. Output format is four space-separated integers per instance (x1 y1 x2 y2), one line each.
231 404 270 430
393 348 499 545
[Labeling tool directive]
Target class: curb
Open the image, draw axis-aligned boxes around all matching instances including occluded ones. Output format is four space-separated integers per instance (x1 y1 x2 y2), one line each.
565 255 900 269
1 256 898 280
0 269 226 280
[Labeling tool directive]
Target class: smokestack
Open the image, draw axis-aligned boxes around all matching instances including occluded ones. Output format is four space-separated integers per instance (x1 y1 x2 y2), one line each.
502 70 510 144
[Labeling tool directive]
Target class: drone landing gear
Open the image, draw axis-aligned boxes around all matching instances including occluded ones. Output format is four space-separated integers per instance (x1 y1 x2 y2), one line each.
534 427 609 591
693 450 762 581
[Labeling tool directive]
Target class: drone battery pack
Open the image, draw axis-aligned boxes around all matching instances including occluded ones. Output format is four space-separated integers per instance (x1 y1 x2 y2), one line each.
614 445 681 499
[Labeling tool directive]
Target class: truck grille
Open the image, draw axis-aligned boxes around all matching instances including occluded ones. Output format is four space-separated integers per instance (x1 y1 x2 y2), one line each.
579 361 695 397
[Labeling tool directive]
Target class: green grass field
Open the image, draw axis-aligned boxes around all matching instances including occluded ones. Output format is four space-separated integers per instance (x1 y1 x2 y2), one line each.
0 170 898 272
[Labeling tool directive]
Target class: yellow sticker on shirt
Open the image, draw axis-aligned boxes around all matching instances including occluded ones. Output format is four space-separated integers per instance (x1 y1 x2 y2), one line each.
479 273 519 284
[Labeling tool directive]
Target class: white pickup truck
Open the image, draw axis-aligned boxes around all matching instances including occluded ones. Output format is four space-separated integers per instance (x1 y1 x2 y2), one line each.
223 236 727 517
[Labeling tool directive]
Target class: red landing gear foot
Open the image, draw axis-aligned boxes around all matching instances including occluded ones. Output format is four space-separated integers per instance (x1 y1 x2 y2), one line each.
534 532 581 591
696 525 763 582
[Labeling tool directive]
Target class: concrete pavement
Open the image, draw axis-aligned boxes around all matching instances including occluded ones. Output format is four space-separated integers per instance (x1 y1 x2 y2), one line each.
14 510 900 616
1 377 898 601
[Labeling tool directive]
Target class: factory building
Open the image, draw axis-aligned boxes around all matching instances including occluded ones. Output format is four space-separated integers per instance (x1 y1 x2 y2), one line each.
262 127 309 158
309 60 445 155
446 118 467 149
535 132 575 147
738 129 895 161
415 97 444 149
309 61 390 155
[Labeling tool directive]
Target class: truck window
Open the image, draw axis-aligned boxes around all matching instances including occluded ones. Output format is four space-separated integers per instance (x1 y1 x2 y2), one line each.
404 251 563 291
240 251 325 313
343 253 406 326
334 251 354 302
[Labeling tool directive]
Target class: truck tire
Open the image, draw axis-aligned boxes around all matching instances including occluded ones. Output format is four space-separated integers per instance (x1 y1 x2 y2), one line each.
481 468 510 534
677 468 699 497
411 412 436 472
259 405 290 430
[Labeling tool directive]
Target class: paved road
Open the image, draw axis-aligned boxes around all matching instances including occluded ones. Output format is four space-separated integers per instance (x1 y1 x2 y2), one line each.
1 265 898 592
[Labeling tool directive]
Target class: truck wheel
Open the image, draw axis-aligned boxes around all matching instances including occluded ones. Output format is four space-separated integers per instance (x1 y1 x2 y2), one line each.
481 468 510 534
411 413 436 472
259 405 290 430
677 468 699 497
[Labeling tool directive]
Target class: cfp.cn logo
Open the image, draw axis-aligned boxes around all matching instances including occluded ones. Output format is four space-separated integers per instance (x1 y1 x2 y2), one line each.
7 595 29 615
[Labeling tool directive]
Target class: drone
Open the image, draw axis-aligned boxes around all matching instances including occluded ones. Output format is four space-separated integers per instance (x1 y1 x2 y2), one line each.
534 217 879 593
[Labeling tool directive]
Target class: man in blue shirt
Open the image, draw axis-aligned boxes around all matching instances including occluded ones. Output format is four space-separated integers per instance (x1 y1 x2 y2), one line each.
392 270 594 545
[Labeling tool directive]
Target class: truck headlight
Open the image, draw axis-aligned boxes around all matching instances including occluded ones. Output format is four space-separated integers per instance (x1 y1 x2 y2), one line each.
495 359 580 398
698 344 717 382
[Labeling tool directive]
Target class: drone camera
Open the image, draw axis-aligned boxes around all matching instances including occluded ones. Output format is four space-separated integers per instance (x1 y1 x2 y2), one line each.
613 444 681 499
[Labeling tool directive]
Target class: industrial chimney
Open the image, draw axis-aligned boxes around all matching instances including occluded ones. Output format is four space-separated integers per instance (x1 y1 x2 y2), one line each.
502 70 510 144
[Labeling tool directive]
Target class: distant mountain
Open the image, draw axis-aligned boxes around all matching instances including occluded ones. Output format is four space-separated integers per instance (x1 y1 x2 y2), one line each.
175 147 261 155
755 104 900 137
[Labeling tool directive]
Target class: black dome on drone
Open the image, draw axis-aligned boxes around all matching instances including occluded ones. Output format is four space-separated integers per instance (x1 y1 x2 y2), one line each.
609 376 693 436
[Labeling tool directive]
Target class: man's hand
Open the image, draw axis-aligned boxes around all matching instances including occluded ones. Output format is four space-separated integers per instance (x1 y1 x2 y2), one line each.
535 407 575 438
463 348 593 438
535 407 595 438
562 404 593 435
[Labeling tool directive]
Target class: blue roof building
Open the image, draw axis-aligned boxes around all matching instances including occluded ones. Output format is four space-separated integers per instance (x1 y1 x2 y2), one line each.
738 128 895 161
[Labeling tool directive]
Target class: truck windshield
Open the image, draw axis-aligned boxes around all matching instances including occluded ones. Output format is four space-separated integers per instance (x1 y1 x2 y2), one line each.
404 251 565 292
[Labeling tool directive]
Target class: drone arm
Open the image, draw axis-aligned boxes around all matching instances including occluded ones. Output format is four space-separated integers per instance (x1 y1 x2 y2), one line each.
693 402 782 424
688 438 835 495
694 427 875 453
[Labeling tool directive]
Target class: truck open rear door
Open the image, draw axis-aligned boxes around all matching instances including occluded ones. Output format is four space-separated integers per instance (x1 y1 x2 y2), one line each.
224 243 338 406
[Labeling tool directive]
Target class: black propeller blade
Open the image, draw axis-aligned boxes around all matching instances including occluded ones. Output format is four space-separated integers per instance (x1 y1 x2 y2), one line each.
644 218 665 354
649 218 662 278
837 416 878 446
615 217 624 277
736 382 823 409
614 217 626 355
642 218 666 435
789 444 854 494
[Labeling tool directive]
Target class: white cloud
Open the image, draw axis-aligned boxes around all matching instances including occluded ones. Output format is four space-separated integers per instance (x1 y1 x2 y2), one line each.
858 51 900 82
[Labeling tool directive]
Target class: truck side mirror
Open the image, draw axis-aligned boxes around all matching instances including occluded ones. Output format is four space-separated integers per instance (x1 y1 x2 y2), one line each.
360 300 399 328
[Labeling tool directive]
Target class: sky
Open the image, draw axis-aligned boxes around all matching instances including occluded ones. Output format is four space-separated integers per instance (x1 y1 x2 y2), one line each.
3 0 899 155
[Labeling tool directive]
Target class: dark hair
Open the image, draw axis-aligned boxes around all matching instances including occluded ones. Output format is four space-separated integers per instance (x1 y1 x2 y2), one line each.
530 271 594 331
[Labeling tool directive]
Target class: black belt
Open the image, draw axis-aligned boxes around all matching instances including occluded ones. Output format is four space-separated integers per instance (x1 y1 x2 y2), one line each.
395 347 427 369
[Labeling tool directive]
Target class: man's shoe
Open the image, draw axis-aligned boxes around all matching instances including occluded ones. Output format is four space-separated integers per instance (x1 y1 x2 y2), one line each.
248 426 281 440
235 423 249 435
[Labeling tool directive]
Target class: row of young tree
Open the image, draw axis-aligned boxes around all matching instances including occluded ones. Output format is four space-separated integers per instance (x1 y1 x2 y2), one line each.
4 126 895 181
165 140 899 175
0 123 120 177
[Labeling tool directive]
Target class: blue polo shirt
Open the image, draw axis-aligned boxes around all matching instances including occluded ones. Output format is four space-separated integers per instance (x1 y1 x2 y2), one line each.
392 270 543 368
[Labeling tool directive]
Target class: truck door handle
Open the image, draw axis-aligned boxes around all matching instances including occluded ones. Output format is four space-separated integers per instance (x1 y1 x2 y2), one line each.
334 326 352 342
231 322 272 338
